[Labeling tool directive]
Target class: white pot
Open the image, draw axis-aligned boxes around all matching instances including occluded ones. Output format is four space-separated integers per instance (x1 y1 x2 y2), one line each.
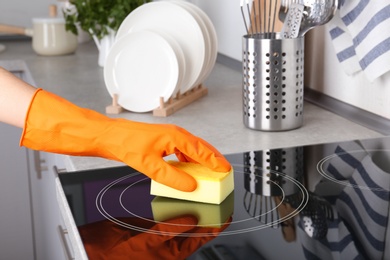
32 17 78 56
90 28 116 67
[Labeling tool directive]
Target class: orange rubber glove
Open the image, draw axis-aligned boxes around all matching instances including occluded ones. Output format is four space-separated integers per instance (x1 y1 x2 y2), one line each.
20 89 231 191
78 215 232 260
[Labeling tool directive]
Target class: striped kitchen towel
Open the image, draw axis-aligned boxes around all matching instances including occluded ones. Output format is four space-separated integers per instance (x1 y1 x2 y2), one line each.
328 1 390 82
299 141 390 259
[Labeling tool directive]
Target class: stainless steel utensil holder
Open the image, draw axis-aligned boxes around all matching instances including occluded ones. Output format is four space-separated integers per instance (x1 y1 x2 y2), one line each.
242 148 304 227
243 147 304 197
242 34 304 131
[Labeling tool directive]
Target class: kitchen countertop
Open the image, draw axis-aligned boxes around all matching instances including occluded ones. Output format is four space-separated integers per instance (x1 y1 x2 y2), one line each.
0 39 383 171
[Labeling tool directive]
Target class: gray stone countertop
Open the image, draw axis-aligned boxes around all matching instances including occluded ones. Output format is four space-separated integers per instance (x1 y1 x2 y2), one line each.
0 40 383 171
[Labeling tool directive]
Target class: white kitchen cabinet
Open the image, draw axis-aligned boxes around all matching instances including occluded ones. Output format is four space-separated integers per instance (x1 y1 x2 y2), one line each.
0 123 35 260
0 122 71 260
28 150 74 260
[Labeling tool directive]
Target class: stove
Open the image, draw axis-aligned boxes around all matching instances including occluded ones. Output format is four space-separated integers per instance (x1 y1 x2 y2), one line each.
57 136 390 259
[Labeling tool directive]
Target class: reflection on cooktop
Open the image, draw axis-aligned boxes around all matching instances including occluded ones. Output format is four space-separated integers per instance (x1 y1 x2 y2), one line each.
240 148 307 230
58 136 390 259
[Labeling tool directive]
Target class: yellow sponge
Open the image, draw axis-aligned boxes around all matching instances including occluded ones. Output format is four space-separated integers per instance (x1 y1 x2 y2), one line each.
150 161 234 204
151 192 234 227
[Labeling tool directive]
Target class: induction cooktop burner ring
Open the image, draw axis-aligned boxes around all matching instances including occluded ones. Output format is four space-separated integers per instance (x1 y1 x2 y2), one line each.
234 164 309 227
242 176 286 227
94 167 309 237
317 149 390 191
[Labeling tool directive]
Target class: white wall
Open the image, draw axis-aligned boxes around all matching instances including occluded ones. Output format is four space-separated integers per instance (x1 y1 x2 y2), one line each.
192 0 246 61
305 25 390 120
0 0 55 27
192 1 390 120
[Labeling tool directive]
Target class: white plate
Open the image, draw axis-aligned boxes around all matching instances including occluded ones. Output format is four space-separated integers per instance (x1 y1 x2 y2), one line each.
186 2 218 83
168 0 211 88
168 0 218 85
104 31 179 112
152 30 186 97
116 1 205 93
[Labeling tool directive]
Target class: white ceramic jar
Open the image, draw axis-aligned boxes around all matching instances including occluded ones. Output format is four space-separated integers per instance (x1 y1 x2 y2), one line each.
32 17 78 56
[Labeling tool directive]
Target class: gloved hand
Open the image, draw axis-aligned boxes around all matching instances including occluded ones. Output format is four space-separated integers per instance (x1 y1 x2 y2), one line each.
20 89 231 191
78 215 232 260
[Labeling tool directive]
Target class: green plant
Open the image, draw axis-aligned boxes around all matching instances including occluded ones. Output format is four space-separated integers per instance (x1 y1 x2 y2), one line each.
64 0 150 39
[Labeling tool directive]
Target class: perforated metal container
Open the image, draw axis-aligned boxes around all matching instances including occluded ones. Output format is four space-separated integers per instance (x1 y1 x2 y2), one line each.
242 34 304 131
242 148 304 227
243 147 304 197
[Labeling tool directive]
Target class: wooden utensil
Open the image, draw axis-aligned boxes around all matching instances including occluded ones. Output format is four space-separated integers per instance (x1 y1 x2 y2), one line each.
250 0 283 35
0 5 57 36
274 196 296 242
0 24 33 36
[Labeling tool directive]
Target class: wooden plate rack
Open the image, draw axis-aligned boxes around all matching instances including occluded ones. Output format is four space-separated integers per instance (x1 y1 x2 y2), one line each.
106 84 208 117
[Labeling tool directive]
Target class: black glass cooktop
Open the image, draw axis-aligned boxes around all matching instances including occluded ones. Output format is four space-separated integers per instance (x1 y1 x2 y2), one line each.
58 136 390 260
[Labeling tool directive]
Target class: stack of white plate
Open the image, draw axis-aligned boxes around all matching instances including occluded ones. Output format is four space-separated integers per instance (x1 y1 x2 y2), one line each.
103 0 218 113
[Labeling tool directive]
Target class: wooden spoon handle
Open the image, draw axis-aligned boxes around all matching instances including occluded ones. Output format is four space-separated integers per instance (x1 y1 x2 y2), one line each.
0 24 32 36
